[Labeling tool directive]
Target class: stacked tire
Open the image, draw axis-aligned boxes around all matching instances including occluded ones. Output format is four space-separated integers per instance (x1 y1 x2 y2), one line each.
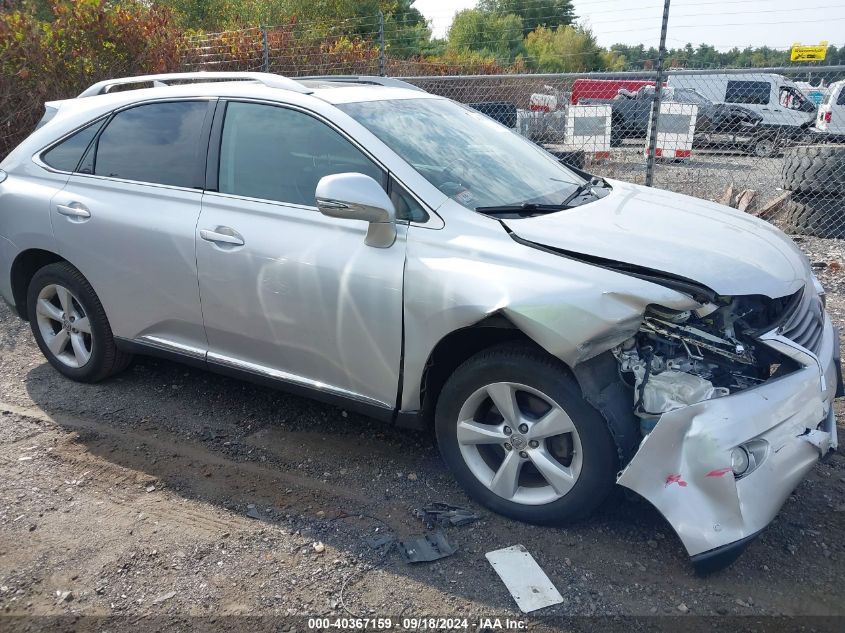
782 144 845 238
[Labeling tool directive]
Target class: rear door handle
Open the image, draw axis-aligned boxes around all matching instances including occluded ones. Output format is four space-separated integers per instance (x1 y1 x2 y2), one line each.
200 228 245 246
56 203 91 219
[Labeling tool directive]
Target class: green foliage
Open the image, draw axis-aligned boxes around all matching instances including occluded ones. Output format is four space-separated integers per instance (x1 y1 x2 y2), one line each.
523 25 603 72
383 1 432 58
0 0 183 158
478 0 575 37
610 42 845 70
448 9 524 64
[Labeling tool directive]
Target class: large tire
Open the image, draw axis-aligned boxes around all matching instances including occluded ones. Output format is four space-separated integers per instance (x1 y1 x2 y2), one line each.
781 144 845 194
27 262 132 382
435 343 618 526
783 194 845 239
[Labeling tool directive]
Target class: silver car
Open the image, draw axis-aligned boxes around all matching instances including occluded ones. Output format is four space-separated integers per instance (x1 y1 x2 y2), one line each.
0 72 840 571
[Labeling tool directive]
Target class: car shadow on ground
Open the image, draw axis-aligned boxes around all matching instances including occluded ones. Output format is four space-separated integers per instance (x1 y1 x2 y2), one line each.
20 354 696 611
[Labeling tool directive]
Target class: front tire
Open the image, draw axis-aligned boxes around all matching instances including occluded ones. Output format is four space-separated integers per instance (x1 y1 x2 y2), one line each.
27 262 132 382
435 343 618 525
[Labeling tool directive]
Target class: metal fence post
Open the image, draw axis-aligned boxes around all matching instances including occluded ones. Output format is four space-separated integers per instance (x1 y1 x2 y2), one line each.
645 0 671 187
261 26 269 73
378 11 386 76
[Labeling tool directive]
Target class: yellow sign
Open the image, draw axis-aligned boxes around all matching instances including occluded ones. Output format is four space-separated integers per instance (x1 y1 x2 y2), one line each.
791 41 829 62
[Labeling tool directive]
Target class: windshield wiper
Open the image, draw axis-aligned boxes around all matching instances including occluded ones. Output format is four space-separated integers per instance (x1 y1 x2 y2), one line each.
474 202 569 216
559 177 605 207
476 177 610 217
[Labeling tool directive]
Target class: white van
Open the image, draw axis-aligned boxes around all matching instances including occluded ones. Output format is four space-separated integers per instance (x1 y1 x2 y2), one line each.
816 79 845 138
669 73 816 131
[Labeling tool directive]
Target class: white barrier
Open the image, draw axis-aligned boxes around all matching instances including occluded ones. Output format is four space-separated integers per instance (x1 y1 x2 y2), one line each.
645 102 698 159
529 93 557 113
564 104 612 160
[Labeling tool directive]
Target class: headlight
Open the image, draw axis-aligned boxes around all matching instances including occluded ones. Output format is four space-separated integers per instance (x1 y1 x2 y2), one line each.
730 447 750 476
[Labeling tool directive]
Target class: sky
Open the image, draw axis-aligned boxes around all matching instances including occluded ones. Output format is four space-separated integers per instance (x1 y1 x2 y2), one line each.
414 0 845 51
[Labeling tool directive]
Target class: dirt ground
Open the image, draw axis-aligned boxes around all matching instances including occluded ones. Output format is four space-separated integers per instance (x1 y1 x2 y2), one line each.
2 240 845 632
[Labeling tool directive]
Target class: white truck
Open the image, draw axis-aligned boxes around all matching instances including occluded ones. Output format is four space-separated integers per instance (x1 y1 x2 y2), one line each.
669 73 816 141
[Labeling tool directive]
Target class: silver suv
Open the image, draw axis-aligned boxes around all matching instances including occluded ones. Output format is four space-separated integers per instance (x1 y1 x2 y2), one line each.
0 72 840 571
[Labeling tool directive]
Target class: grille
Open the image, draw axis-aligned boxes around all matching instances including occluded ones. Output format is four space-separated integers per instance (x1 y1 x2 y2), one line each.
781 289 825 355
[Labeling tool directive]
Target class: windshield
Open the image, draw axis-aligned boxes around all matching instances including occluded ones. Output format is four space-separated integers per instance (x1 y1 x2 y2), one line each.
338 98 584 210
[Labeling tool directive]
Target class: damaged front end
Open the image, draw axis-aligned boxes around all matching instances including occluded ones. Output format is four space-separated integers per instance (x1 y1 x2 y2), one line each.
612 286 841 571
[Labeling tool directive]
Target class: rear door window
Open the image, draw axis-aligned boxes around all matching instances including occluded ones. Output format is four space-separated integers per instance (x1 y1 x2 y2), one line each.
41 120 104 172
725 80 770 105
92 101 209 187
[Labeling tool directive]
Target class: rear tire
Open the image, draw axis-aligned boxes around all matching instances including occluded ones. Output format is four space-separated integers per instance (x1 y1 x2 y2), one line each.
751 136 778 158
27 262 132 382
435 343 618 525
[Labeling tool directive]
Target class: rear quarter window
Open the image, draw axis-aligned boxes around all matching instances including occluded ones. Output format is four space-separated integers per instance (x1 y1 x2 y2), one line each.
838 88 845 106
41 119 105 172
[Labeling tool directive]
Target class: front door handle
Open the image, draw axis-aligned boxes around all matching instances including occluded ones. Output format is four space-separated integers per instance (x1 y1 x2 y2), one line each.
56 203 91 219
200 228 245 247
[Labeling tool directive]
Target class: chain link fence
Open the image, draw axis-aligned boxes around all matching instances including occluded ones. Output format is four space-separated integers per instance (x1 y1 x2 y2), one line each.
401 67 845 238
178 24 845 239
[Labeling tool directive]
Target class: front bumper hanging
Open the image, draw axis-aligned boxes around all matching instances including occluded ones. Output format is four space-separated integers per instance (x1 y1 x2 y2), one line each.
617 318 840 570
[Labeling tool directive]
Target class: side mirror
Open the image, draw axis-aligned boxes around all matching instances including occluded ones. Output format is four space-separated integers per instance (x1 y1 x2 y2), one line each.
316 172 397 248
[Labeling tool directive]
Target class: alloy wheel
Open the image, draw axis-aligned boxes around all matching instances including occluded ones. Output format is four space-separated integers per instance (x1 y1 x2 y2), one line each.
456 381 583 505
34 284 93 368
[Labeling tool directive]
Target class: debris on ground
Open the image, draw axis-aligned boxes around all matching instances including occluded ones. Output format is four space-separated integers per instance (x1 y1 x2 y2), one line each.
397 531 457 563
55 590 73 603
245 504 261 520
485 544 563 613
313 541 326 554
754 190 791 219
152 591 176 604
412 502 480 529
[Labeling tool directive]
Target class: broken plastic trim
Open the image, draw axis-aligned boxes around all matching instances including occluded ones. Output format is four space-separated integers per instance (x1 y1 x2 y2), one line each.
506 230 718 304
397 531 457 563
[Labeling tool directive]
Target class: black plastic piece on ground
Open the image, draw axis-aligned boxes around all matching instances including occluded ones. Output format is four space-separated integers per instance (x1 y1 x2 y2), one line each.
397 531 457 563
691 530 761 575
413 502 480 529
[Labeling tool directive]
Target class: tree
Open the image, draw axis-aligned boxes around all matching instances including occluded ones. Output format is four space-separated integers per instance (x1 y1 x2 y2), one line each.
447 8 524 63
523 25 602 72
478 0 575 37
383 0 432 58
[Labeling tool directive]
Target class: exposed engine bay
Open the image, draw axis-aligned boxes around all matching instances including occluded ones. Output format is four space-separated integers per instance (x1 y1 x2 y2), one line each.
613 294 801 433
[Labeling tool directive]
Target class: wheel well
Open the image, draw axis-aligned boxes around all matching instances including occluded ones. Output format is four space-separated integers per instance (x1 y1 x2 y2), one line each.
10 249 65 320
418 314 541 425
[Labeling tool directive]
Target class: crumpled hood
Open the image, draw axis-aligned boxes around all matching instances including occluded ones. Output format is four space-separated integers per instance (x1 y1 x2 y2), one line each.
503 179 809 299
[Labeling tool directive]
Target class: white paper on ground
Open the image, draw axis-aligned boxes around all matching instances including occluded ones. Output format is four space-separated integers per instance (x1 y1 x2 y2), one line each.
485 544 564 613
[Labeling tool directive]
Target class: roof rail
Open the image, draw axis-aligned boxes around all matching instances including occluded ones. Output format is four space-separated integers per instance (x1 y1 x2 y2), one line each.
77 72 312 98
298 75 426 92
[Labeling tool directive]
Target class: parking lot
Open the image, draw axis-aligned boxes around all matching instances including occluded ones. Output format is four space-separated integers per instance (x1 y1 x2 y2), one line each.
1 236 844 631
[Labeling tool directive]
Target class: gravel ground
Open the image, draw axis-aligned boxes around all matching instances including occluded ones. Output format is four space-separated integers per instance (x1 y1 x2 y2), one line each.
547 143 786 207
1 238 845 632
